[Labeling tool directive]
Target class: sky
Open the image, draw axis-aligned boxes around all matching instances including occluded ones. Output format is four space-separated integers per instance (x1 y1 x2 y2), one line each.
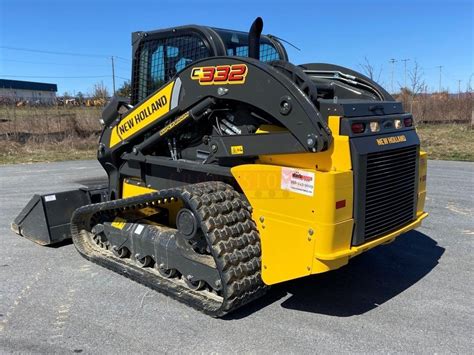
0 0 472 96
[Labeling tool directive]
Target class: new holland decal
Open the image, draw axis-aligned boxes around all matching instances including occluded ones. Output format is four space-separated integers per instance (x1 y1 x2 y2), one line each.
376 135 407 146
191 64 248 85
109 81 174 148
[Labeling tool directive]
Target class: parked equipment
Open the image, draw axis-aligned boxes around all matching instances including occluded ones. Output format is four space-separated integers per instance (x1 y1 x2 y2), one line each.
12 18 428 317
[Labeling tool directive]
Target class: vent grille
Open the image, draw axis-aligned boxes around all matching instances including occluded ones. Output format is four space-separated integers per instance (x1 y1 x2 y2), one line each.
364 146 418 240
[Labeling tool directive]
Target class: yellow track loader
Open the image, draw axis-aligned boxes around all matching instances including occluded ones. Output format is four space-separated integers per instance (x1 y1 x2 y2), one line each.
12 18 428 317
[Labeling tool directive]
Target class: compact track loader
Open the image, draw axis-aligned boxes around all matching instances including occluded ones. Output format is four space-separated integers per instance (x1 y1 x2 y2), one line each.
12 18 428 317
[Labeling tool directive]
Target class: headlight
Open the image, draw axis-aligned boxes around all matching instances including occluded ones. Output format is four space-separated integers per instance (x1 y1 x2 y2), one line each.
369 121 380 132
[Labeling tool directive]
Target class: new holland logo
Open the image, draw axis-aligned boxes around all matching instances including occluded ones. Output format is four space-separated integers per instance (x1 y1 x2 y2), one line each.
376 135 407 146
191 64 248 85
109 81 174 148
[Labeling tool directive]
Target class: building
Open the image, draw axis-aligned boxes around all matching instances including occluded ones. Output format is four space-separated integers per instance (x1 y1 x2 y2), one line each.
0 79 58 104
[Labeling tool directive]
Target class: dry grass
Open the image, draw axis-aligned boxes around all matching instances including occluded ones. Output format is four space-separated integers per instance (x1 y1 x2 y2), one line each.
0 135 98 164
0 106 101 164
0 106 472 164
0 106 101 135
397 92 472 124
417 124 473 161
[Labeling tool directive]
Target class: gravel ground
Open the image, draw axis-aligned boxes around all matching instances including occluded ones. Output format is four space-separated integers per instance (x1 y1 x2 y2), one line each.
0 159 472 353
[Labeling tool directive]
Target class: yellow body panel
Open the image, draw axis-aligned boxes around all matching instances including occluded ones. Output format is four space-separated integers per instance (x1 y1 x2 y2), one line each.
232 164 354 284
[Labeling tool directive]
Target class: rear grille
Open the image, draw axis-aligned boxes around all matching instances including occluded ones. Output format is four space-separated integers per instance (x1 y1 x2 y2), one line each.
364 146 418 240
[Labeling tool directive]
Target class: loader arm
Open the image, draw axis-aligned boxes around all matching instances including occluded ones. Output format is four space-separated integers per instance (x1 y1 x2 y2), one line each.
98 57 333 199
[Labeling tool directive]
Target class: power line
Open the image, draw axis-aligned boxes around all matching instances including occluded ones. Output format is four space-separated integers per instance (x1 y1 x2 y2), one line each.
0 46 110 58
1 46 130 62
114 56 131 62
0 74 111 79
1 58 114 68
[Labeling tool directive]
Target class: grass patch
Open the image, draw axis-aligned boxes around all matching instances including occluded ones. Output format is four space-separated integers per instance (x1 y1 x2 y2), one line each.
0 112 472 164
417 124 473 161
0 106 100 164
0 136 98 164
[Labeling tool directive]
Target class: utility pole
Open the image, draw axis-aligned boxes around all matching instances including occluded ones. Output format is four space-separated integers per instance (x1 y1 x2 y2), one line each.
401 58 410 89
436 65 443 92
458 79 462 99
111 56 116 95
389 58 397 93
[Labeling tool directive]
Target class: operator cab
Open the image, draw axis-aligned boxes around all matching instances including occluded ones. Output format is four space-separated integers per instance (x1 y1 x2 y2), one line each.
131 24 287 104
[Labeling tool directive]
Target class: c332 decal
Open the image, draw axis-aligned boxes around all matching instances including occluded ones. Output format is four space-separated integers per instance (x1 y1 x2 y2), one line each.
190 64 248 85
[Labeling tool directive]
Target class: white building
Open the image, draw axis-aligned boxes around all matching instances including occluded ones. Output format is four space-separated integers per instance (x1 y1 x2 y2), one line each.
0 79 57 104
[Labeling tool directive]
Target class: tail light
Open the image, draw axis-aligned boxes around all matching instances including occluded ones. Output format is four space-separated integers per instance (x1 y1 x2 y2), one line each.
351 123 365 134
404 118 413 127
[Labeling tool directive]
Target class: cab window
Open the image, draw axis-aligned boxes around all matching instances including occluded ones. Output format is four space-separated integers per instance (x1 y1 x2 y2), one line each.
214 29 281 62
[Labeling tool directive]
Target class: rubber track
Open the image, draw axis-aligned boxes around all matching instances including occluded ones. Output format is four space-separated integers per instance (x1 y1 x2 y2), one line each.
70 181 267 317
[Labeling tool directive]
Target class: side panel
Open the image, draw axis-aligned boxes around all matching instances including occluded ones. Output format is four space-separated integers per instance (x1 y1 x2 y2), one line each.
231 164 354 285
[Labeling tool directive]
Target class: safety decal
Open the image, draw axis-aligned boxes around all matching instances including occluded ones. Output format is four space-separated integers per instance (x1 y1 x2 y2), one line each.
281 167 315 197
230 145 244 155
191 64 248 85
111 217 126 230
